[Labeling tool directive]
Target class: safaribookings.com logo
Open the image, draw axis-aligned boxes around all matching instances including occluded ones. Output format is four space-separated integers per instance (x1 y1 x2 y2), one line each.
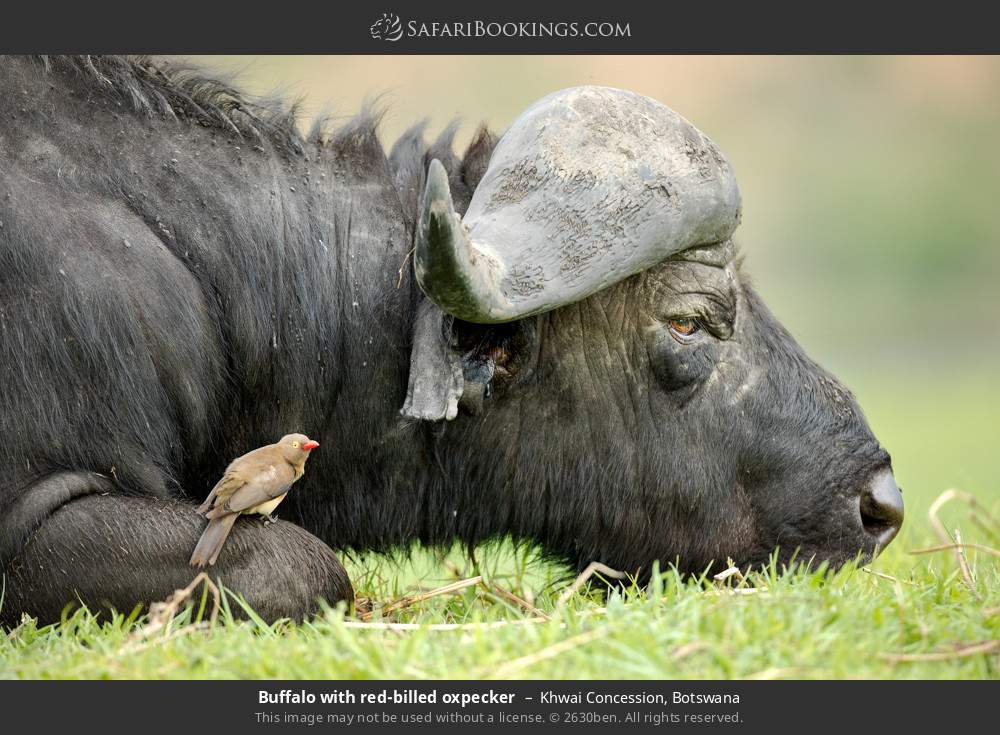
370 13 631 42
370 13 404 41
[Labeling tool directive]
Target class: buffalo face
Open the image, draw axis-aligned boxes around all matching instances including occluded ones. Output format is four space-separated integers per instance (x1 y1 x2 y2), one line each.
439 257 901 575
640 260 901 570
408 86 902 575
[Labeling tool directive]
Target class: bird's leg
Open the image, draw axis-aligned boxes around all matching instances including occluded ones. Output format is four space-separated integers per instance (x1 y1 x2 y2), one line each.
261 513 278 526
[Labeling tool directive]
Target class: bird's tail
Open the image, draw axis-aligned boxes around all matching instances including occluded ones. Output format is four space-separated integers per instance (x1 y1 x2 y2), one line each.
189 513 239 567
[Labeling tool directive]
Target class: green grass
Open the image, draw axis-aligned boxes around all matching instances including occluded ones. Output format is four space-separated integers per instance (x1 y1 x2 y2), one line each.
1 370 997 680
1 551 996 680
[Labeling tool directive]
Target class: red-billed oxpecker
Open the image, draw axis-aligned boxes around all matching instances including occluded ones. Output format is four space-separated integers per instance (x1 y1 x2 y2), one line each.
189 434 319 567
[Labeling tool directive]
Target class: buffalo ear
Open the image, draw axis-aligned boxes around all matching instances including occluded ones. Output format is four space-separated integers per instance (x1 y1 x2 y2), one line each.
400 298 464 421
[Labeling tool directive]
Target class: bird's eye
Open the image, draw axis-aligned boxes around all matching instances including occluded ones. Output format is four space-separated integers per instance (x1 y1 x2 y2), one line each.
667 318 701 338
292 441 300 448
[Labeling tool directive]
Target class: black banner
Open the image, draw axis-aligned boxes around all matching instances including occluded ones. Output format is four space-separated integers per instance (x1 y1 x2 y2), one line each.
1 680 996 733
0 1 997 53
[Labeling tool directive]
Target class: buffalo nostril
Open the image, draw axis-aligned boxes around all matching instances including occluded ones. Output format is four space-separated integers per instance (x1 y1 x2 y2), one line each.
860 469 904 547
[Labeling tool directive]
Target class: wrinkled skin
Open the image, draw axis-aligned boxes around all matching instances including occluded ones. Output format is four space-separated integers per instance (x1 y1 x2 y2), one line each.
0 56 896 626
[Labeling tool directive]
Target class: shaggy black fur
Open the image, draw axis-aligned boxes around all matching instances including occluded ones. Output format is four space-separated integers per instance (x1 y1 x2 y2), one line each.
0 56 892 625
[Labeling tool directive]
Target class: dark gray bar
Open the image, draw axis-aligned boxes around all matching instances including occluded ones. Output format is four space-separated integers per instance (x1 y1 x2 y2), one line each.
0 1 997 53
2 680 997 734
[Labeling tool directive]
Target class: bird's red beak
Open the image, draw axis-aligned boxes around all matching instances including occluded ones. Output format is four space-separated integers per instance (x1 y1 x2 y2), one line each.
303 440 320 451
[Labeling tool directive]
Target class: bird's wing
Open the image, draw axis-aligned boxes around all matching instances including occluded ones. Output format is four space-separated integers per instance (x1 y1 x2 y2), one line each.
216 463 293 514
198 471 247 513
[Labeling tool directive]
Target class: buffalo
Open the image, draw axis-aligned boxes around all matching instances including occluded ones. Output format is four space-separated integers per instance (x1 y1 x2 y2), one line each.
0 56 903 625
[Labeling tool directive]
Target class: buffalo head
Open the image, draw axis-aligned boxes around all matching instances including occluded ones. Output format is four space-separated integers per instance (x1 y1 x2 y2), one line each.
405 86 901 575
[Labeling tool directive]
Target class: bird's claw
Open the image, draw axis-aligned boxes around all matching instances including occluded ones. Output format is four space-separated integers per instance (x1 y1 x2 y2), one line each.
261 514 278 526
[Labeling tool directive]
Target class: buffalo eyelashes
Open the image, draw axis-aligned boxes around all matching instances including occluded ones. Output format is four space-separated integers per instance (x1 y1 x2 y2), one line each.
667 317 701 340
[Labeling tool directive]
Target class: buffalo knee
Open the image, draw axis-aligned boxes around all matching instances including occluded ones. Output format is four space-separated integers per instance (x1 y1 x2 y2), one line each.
1 493 352 627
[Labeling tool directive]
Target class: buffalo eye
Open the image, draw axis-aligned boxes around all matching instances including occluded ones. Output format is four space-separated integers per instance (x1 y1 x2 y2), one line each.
486 345 512 377
667 317 701 340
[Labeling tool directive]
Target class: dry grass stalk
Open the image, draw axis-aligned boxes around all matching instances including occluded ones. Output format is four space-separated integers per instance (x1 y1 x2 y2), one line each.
353 596 373 619
909 543 1000 559
745 666 817 680
862 568 917 586
713 566 747 585
487 627 611 678
926 490 992 600
121 572 220 652
139 572 219 636
557 562 627 607
706 588 765 597
671 641 707 660
360 576 483 621
927 489 999 537
879 639 999 663
343 617 552 631
489 583 550 620
118 622 208 656
952 527 977 592
341 607 610 632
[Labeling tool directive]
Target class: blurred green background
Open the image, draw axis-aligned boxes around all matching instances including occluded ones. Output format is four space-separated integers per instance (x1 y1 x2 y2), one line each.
181 56 1000 548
